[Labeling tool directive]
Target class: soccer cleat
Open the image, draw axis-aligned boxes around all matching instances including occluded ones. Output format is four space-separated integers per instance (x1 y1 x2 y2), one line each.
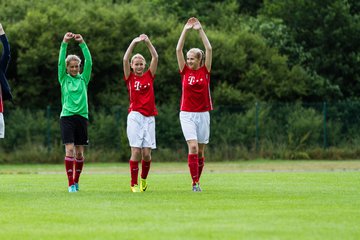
74 182 79 191
140 178 147 192
192 183 202 192
68 184 77 193
196 183 202 192
130 184 141 192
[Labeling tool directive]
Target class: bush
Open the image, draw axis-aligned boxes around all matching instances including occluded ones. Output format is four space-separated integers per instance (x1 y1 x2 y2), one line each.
1 102 360 163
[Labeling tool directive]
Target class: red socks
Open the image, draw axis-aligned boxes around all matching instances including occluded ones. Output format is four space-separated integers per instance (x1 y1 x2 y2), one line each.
130 160 152 186
188 155 205 185
188 154 199 185
141 160 151 179
74 157 84 184
198 157 205 181
64 156 74 186
65 156 85 186
129 160 139 186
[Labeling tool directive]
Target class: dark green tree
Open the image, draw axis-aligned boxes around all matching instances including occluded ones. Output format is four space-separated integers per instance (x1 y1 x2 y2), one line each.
262 0 360 100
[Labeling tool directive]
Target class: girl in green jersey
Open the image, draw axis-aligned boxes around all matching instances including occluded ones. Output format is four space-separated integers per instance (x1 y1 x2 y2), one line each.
58 32 92 193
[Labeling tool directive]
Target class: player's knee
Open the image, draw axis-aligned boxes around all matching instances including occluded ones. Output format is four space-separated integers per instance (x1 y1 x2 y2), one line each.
131 149 142 161
189 145 198 154
65 147 75 157
143 153 151 161
76 152 84 159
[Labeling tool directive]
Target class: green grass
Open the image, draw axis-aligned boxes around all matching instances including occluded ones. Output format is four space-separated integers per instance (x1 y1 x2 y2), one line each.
1 161 360 239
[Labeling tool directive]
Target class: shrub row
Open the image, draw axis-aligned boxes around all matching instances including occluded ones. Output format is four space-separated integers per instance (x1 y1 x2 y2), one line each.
1 102 360 163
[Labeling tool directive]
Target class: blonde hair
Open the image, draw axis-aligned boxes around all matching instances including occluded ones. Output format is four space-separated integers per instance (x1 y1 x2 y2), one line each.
66 54 81 66
187 48 205 66
131 53 146 65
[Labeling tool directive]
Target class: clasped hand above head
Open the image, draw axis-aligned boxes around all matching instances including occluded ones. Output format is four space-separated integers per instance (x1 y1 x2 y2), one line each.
185 17 202 30
63 32 84 43
133 34 149 43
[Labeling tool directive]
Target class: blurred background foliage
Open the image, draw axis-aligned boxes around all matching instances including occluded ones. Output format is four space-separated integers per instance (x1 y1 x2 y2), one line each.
0 0 359 162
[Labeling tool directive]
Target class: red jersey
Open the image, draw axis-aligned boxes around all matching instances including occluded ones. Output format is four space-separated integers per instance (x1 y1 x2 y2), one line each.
124 70 158 117
180 65 213 112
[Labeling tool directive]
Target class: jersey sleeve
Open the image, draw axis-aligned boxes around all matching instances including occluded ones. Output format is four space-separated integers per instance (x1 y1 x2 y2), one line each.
123 72 133 82
202 65 210 74
0 34 11 73
58 42 68 85
145 70 155 81
179 64 188 75
80 42 92 85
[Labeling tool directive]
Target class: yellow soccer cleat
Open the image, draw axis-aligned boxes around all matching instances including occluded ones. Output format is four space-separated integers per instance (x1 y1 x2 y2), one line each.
130 184 141 193
140 178 148 192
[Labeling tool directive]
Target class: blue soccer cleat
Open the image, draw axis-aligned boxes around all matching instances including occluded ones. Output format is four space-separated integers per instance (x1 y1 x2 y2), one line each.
68 184 77 193
74 182 79 191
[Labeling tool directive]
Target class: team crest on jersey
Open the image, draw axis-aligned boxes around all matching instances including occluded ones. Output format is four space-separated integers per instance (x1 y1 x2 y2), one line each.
134 81 150 91
134 81 141 90
187 76 203 85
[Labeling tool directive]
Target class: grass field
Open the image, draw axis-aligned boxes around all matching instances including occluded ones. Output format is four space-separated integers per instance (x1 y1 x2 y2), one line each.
1 161 360 240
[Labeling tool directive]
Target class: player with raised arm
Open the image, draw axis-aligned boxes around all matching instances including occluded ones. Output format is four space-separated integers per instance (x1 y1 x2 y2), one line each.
58 32 93 192
176 17 213 192
123 34 158 192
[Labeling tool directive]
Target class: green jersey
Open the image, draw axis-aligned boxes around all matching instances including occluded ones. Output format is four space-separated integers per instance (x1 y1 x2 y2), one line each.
58 42 92 119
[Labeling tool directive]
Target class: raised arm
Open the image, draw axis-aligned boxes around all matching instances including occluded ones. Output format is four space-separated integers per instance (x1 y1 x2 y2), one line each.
141 34 158 76
75 34 92 84
123 36 142 79
176 18 195 71
193 18 212 72
0 23 11 73
58 32 73 83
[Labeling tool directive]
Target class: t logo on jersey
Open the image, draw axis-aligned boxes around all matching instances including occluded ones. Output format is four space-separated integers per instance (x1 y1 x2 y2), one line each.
188 76 196 85
134 81 141 91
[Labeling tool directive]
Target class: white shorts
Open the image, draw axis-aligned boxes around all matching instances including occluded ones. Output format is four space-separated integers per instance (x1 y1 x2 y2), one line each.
0 113 4 138
127 111 156 149
179 111 210 144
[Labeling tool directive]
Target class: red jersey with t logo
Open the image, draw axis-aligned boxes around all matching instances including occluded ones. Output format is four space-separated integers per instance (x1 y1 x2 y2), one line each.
124 70 158 117
180 65 213 112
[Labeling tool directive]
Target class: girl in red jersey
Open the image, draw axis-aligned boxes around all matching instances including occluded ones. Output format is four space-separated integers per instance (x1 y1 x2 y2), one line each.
176 17 213 192
123 34 158 192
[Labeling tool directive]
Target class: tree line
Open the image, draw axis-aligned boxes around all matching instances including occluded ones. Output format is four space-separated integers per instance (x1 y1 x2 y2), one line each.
1 0 359 110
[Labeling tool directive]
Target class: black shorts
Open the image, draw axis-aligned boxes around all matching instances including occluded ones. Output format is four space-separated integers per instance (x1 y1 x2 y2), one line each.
60 115 89 145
